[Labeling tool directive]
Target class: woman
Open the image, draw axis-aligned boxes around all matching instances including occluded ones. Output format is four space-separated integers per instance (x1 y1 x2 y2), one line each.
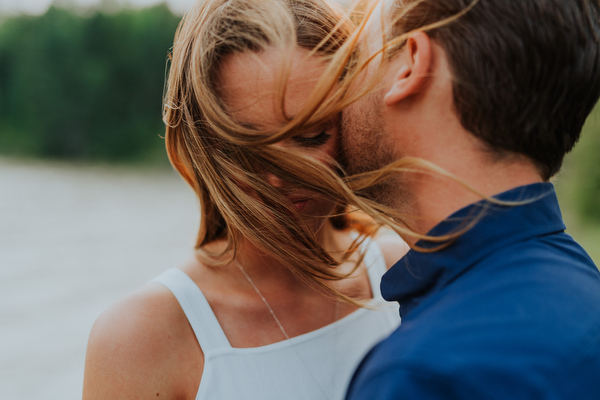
82 0 408 399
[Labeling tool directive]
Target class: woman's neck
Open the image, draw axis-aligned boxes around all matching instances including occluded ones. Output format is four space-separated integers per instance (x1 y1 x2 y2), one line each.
233 219 343 291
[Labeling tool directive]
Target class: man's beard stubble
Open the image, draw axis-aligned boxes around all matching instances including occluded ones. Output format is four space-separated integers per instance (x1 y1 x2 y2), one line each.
338 90 403 208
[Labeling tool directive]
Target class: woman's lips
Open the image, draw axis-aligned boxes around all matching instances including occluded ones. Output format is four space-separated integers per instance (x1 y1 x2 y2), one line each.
291 198 310 212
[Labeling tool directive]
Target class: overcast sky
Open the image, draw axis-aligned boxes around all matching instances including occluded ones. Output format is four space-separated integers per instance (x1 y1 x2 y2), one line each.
0 0 197 15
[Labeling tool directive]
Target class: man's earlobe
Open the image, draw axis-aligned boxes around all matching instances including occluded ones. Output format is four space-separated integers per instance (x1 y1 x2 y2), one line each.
383 31 432 106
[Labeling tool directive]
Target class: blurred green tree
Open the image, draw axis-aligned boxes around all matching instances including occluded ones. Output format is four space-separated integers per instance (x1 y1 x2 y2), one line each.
574 112 600 222
0 4 180 162
556 107 600 224
554 107 600 263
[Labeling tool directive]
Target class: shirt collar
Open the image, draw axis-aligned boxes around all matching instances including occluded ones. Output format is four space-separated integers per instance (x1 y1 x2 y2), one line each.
381 182 566 317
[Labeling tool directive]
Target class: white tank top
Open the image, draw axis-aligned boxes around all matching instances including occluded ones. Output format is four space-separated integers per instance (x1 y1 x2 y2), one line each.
151 238 400 400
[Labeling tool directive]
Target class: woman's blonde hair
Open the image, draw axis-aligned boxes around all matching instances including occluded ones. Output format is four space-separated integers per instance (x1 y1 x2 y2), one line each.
163 0 383 301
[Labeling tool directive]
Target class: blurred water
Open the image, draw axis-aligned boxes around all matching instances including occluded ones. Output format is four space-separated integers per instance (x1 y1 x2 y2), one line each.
0 158 198 400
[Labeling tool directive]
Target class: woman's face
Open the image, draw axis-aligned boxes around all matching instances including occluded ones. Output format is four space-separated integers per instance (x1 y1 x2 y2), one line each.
219 47 339 234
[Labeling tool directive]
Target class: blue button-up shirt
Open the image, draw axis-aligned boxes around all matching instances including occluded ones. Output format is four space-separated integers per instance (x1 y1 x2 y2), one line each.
346 183 600 399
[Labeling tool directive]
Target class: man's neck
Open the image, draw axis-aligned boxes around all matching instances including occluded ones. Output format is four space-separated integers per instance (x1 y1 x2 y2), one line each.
397 152 543 246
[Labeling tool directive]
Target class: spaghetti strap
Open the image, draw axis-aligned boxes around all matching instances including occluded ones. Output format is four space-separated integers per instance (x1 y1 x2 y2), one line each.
361 237 387 299
151 268 231 352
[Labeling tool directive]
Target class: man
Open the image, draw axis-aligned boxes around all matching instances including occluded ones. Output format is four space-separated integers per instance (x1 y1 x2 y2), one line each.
342 0 600 398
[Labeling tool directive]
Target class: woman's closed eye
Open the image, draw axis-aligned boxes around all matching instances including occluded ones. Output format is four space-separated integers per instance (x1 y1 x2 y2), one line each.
292 131 332 147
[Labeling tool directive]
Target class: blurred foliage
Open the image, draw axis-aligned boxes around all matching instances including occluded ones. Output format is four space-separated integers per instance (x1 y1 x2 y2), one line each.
0 4 180 163
565 108 600 223
554 106 600 264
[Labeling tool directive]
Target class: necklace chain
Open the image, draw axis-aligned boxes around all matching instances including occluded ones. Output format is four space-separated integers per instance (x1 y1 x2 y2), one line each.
235 260 291 340
234 260 338 400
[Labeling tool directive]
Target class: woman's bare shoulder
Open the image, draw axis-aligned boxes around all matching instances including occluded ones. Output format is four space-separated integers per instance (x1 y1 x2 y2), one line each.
83 280 202 399
372 229 410 269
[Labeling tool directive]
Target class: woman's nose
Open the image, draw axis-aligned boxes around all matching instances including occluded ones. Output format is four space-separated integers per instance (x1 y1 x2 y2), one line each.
265 172 285 188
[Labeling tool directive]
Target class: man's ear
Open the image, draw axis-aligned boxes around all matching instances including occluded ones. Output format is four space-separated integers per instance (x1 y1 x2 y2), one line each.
384 31 432 106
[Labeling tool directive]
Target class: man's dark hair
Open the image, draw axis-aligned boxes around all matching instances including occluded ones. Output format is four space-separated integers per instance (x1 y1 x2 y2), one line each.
391 0 600 180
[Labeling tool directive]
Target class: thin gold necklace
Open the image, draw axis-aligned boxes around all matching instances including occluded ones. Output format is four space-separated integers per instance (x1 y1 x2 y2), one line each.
236 260 291 340
235 260 339 400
